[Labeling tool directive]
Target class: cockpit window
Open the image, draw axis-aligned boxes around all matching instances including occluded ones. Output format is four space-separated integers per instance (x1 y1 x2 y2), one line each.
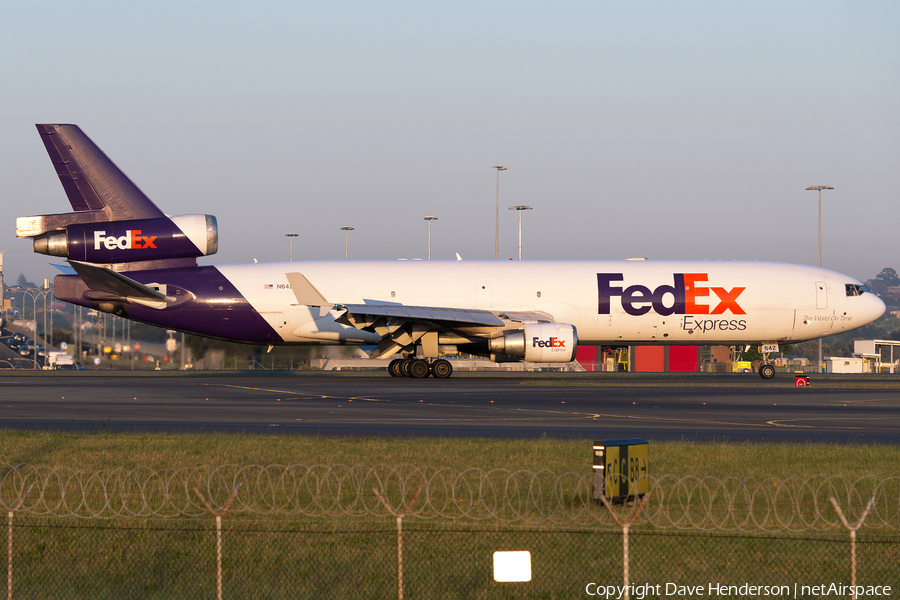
845 283 869 296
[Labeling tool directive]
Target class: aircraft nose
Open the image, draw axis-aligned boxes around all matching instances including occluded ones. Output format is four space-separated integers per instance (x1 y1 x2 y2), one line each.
864 293 886 325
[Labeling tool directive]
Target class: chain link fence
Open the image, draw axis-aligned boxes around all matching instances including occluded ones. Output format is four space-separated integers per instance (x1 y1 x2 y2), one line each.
1 465 898 598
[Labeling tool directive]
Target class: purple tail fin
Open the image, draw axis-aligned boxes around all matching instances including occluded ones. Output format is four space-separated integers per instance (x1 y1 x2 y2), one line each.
20 124 208 272
35 124 165 220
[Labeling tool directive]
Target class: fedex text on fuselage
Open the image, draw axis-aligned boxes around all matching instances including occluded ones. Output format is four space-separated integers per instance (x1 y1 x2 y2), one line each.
597 273 746 316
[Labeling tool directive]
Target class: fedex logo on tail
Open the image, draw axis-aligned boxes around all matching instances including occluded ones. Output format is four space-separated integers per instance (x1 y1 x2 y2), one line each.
597 273 746 316
93 230 158 251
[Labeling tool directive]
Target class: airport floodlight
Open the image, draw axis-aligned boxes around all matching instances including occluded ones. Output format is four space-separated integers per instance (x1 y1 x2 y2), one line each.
285 233 299 261
508 205 533 260
340 226 354 259
805 185 833 372
423 216 438 260
492 166 507 259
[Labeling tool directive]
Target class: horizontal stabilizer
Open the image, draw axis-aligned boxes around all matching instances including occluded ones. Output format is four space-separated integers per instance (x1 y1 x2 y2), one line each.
51 263 77 275
68 260 175 309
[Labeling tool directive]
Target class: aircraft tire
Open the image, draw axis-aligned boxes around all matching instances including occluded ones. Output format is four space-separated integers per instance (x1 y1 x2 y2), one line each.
400 358 415 377
388 359 403 377
410 359 430 378
431 359 453 378
759 363 776 379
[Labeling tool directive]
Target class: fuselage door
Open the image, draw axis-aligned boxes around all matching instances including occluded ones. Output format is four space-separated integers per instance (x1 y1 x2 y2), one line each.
815 281 827 309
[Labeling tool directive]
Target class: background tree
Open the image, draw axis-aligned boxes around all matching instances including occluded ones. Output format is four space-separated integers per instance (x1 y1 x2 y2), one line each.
865 267 900 298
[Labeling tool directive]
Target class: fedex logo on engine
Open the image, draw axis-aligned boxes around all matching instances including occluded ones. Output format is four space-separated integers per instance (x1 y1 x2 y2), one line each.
93 230 158 251
533 336 566 349
597 273 746 316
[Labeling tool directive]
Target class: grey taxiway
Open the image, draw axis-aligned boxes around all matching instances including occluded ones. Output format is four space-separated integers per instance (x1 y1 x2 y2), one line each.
1 372 899 442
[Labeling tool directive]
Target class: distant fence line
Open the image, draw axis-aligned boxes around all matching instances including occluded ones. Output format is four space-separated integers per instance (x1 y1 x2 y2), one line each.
0 464 898 531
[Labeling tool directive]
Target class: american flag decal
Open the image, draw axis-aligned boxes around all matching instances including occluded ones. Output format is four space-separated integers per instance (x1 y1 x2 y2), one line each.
264 284 273 289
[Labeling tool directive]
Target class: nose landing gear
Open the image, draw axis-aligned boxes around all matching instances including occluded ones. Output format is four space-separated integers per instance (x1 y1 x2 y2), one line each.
758 347 776 379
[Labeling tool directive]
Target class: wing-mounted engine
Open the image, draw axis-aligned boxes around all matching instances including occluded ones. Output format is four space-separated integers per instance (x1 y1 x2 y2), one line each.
488 323 578 362
332 302 578 364
30 214 218 263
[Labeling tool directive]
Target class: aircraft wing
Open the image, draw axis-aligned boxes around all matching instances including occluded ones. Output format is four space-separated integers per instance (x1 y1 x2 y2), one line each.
336 304 505 327
334 302 552 359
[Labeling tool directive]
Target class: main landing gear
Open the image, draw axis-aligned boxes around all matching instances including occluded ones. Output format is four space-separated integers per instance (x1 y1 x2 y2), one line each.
388 357 453 379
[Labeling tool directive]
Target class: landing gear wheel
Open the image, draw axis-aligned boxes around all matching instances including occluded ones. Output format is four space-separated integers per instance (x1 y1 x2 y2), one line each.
759 363 775 379
400 358 415 377
409 359 430 378
388 359 403 377
431 359 453 379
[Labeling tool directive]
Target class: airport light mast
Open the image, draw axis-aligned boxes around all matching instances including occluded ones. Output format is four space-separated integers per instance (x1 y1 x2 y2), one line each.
340 226 354 259
423 216 437 260
285 233 298 261
508 205 533 260
492 166 507 259
806 185 833 372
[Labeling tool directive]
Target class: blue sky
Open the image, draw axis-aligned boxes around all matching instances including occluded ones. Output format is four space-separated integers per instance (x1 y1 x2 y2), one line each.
2 1 898 283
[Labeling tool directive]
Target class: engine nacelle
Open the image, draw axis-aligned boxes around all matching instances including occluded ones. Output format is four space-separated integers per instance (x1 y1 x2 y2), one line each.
488 323 578 362
33 214 218 263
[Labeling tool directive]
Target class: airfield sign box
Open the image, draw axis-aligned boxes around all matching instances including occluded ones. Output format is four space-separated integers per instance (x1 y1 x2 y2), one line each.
592 439 649 501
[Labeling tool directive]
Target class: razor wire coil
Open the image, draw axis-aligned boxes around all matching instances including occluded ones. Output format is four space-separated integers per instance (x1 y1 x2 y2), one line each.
0 464 897 531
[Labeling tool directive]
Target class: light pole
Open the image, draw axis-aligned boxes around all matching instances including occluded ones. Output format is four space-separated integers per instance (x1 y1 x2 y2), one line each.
806 185 833 372
340 226 354 259
23 285 51 370
423 216 437 260
492 166 507 259
285 233 298 261
508 205 533 260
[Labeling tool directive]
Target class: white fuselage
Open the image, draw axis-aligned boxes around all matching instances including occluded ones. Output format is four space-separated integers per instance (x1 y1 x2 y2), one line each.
216 259 885 346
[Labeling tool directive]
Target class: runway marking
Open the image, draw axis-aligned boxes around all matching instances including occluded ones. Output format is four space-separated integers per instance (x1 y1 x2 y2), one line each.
580 413 782 428
461 404 785 429
767 416 894 429
766 420 815 428
196 383 387 403
830 398 900 404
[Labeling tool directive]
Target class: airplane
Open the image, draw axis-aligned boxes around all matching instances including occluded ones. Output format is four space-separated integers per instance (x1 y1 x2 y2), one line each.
17 124 886 379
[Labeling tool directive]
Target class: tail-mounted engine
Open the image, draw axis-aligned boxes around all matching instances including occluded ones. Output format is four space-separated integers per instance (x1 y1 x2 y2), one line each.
32 214 218 263
488 323 578 362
